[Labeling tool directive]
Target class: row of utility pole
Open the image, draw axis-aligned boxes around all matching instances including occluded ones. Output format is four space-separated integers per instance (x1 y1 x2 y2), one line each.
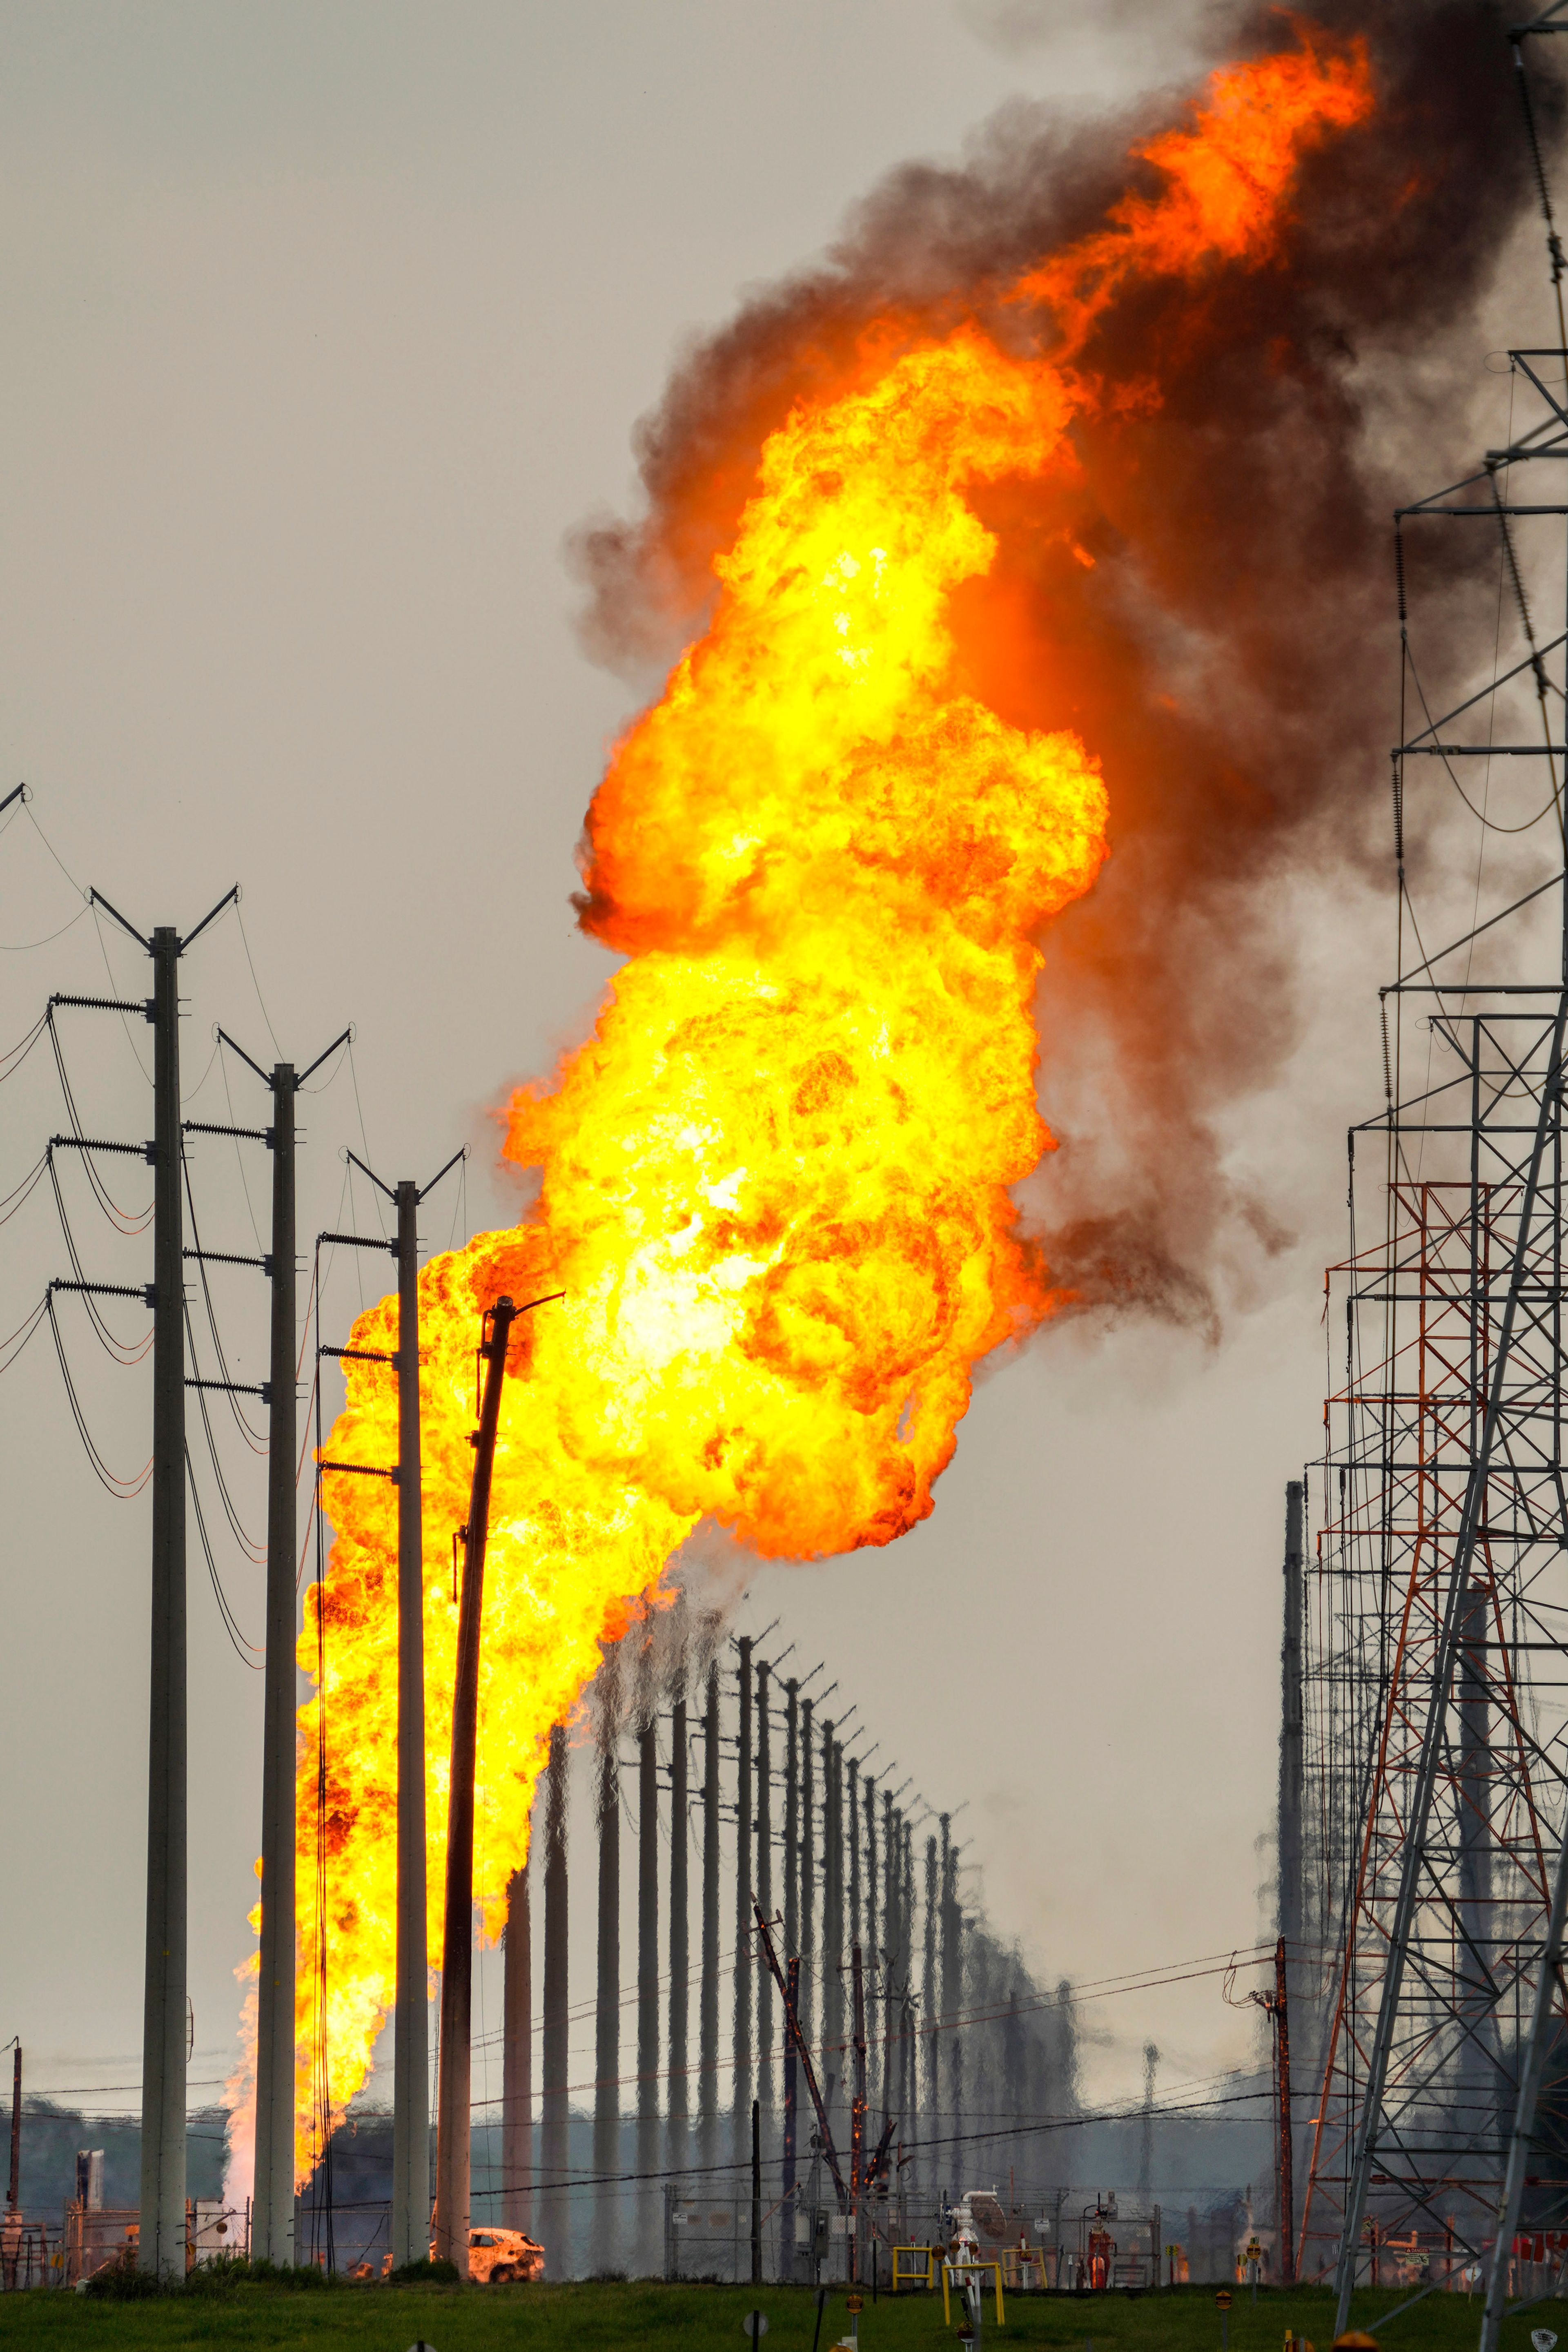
41 884 520 2280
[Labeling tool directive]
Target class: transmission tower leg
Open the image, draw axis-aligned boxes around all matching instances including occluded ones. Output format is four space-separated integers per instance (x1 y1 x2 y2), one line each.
391 1179 428 2270
1479 1809 1568 2352
253 1063 297 2264
139 925 187 2281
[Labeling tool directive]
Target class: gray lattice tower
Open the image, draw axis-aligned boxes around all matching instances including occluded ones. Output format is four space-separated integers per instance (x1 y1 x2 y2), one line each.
1300 337 1568 2325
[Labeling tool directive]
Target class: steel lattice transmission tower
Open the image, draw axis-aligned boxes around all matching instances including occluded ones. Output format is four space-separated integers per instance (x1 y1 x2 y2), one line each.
1298 330 1568 2336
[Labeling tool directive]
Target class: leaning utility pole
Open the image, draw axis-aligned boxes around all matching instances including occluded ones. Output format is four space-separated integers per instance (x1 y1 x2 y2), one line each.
435 1293 521 2276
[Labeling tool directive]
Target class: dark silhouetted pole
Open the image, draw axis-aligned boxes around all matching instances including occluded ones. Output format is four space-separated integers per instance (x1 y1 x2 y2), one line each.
592 1711 621 2274
435 1293 519 2275
734 1638 754 2157
668 1686 689 2179
850 1945 867 2285
7 2044 19 2216
699 1665 720 2171
751 2097 763 2285
542 1726 570 2272
391 1177 428 2270
783 1959 800 2279
756 1659 773 2117
141 923 187 2281
1275 1937 1294 2284
784 1681 800 1963
503 1861 531 2231
637 1710 660 2270
800 1699 816 2049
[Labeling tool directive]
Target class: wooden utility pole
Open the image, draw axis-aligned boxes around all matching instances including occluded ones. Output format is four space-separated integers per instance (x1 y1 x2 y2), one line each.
434 1294 519 2274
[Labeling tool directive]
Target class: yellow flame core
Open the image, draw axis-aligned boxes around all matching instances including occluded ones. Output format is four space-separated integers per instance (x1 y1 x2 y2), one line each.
280 34 1372 2180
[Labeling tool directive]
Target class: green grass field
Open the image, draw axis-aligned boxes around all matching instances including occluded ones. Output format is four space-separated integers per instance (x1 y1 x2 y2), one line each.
0 2278 1555 2352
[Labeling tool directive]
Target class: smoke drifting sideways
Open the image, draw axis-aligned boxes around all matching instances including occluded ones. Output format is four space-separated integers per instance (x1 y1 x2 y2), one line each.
571 1 1561 1335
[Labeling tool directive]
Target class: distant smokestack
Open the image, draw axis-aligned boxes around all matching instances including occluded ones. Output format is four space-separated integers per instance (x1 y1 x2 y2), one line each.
542 1726 570 2274
502 1861 532 2232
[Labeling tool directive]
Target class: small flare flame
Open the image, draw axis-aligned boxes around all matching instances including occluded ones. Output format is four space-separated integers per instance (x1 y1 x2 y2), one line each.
265 29 1372 2180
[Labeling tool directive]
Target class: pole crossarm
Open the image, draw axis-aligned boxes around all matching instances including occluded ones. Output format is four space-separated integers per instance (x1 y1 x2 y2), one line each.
51 1134 153 1161
183 1120 271 1145
50 1277 154 1306
49 992 152 1021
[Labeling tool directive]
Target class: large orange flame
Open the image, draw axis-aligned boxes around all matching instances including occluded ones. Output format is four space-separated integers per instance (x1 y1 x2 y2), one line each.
272 29 1372 2179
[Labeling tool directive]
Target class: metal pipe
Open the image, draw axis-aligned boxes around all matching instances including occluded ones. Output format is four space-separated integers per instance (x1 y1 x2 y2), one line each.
756 1659 773 2118
252 1061 296 2266
637 1710 660 2272
667 1687 689 2180
699 1665 720 2171
436 1293 518 2274
140 925 186 2281
391 1177 428 2271
592 1713 621 2274
502 1861 531 2232
734 1637 754 2156
542 1726 570 2274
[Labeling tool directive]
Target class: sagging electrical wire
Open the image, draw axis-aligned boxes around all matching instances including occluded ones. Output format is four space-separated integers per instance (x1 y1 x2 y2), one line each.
0 1008 50 1079
0 1150 50 1228
182 1308 265 1565
0 1293 49 1379
180 1141 267 1451
48 1151 154 1366
47 1009 154 1233
45 1292 153 1498
186 1442 263 1668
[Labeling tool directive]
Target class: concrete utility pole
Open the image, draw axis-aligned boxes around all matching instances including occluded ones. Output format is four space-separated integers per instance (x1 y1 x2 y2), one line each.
246 1024 349 2267
7 2044 19 2215
541 1726 570 2272
591 1712 621 2274
666 1686 688 2179
253 1062 298 2264
141 923 188 2282
699 1665 720 2170
733 1637 754 2155
502 1864 531 2232
75 886 233 2281
637 1712 659 2267
392 1177 428 2270
755 1661 773 2117
800 1700 815 2046
435 1293 519 2275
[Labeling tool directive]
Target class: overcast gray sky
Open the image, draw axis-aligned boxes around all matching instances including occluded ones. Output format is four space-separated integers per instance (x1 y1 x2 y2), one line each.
0 0 1548 2157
